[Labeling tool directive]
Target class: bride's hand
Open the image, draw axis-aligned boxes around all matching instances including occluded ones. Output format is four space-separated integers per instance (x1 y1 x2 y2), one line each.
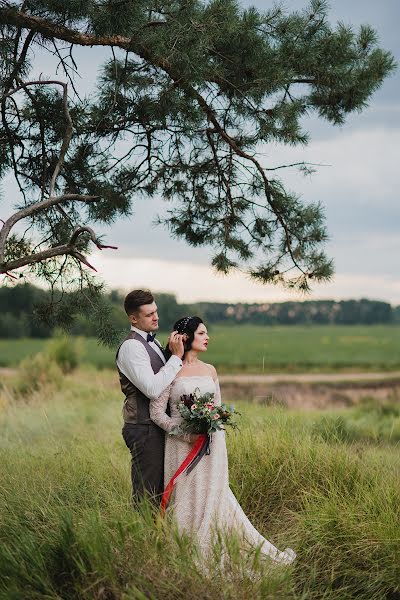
183 433 202 443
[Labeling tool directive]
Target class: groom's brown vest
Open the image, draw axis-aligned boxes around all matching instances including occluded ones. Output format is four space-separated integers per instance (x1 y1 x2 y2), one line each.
116 331 165 424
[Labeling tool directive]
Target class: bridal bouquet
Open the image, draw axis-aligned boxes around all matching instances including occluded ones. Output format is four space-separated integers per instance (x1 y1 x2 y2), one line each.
170 388 239 436
161 388 239 514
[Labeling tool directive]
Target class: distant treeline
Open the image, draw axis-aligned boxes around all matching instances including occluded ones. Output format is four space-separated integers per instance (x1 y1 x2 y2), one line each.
0 284 399 338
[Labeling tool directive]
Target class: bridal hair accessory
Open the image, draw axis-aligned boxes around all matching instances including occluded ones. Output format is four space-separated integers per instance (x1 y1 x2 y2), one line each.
176 316 193 333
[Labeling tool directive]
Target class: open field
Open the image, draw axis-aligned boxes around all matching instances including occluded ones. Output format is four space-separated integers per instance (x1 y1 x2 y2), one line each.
0 368 399 599
1 324 400 373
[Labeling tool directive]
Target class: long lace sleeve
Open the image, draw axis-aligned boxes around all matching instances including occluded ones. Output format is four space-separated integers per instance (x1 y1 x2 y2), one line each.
149 384 176 433
150 384 194 443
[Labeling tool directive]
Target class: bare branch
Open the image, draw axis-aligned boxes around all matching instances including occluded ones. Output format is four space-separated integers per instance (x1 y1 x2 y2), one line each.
48 81 73 196
3 29 35 92
51 39 82 100
2 78 74 197
1 242 75 272
0 225 117 274
69 226 118 250
264 161 329 171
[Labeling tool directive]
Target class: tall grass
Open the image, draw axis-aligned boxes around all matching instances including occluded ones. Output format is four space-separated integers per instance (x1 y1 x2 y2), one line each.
0 370 399 599
228 417 400 599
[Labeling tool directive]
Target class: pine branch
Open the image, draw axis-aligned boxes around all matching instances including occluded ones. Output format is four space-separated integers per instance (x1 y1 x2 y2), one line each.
0 72 119 277
195 99 305 274
0 2 394 292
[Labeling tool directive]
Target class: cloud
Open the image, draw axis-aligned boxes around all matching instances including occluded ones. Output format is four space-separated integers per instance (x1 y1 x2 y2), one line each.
91 253 400 305
91 253 290 303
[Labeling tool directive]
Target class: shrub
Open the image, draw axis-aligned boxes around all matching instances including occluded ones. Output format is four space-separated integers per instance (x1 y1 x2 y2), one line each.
14 352 63 396
45 333 83 374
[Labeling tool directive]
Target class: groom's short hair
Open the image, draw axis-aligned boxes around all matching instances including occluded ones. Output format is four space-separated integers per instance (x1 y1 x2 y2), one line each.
124 289 154 315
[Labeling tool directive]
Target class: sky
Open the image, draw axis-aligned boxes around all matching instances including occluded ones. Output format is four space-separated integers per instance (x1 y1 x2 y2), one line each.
2 0 400 304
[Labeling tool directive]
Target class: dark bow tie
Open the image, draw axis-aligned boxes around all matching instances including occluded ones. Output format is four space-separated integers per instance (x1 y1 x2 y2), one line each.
147 333 156 342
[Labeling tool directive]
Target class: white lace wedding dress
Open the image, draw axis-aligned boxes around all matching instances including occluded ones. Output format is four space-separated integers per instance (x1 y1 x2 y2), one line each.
150 375 295 565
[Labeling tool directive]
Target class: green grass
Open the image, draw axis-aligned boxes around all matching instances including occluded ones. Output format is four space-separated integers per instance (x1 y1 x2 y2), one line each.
1 324 400 372
0 337 46 366
0 370 399 599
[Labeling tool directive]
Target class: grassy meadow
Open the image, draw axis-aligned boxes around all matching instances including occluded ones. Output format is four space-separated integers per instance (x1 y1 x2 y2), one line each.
0 364 399 599
1 324 400 372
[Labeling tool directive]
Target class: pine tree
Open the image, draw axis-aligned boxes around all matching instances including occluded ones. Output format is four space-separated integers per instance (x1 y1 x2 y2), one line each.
0 0 396 318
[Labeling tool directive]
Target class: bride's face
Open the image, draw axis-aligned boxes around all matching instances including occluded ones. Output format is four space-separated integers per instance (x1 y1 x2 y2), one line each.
191 323 209 352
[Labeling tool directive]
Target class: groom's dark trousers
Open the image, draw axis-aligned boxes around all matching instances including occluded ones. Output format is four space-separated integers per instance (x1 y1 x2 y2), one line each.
121 423 165 502
116 331 166 502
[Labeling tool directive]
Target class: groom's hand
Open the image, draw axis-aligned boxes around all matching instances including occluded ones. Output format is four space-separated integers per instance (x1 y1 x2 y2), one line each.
168 331 185 358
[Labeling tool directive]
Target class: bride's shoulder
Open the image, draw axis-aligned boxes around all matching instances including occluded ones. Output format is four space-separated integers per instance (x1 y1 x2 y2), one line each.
202 362 218 381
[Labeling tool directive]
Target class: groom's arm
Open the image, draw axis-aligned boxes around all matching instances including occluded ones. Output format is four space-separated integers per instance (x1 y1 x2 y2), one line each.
117 340 182 400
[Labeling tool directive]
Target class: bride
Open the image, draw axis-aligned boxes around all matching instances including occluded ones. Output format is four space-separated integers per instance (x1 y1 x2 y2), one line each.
149 316 296 566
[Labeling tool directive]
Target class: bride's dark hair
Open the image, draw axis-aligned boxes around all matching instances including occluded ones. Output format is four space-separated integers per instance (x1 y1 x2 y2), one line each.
164 316 204 360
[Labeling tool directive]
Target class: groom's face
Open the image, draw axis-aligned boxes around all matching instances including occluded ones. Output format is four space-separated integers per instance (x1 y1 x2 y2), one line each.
130 302 159 332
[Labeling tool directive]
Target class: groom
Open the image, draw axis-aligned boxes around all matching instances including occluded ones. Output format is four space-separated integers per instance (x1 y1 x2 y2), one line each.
116 289 184 502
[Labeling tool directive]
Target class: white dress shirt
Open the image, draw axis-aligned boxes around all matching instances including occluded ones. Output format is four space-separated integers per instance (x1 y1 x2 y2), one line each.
116 326 182 400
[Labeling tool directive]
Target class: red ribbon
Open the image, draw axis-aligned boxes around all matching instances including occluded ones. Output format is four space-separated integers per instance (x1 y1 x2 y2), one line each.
161 433 207 514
